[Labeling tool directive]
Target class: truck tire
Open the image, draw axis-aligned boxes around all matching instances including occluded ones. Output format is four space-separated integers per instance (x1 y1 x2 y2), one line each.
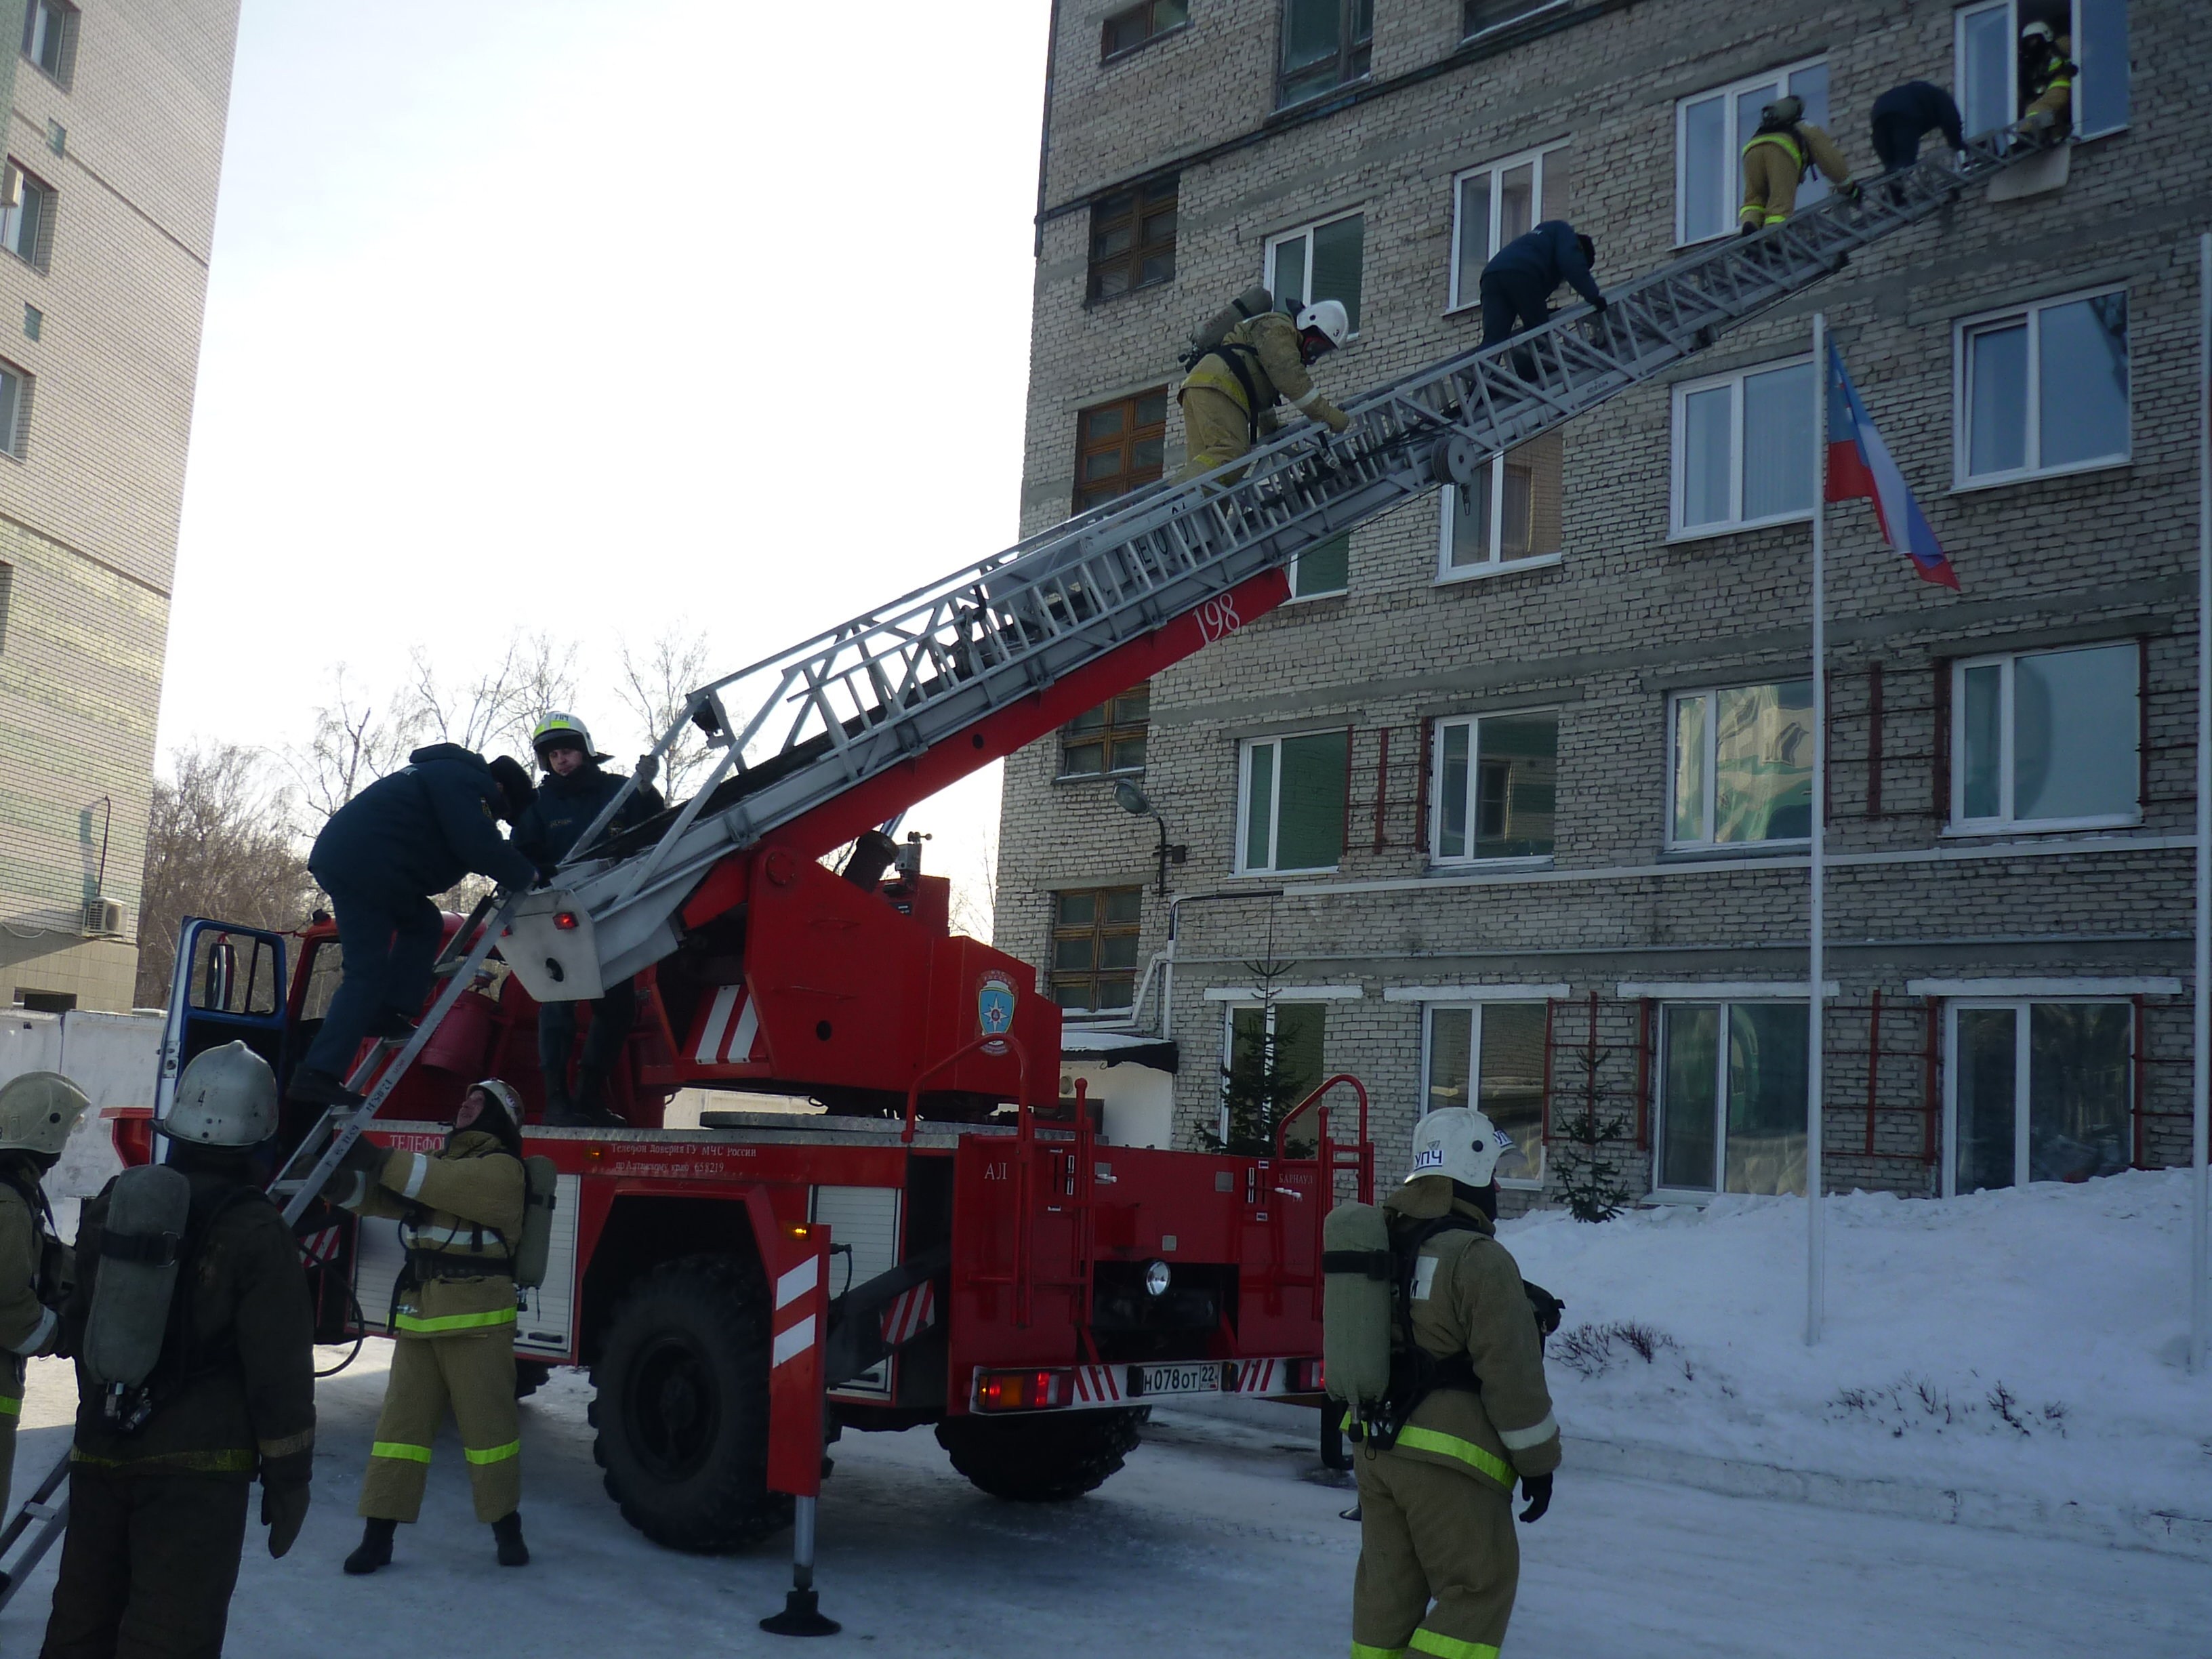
935 1408 1147 1502
589 1254 792 1552
514 1359 552 1400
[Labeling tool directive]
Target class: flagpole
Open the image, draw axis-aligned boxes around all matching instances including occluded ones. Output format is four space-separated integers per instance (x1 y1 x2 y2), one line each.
2192 230 2210 1375
1807 312 1828 1349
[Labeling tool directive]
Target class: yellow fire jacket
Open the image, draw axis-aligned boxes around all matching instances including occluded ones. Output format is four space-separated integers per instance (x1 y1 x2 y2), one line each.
1179 310 1351 436
1742 120 1853 186
344 1129 525 1337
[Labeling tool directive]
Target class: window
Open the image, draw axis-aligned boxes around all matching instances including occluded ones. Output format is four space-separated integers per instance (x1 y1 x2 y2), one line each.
1238 729 1348 874
1675 58 1829 245
1442 433 1563 574
1951 643 2137 832
1462 0 1570 37
1433 710 1557 863
1425 1001 1548 1183
1051 888 1143 1013
1226 998 1327 1115
1668 681 1813 849
1289 533 1348 599
1059 684 1149 779
1957 0 2128 142
1450 142 1572 311
1265 211 1362 335
1948 1000 2131 1193
1656 1001 1807 1195
1671 357 1814 537
1074 389 1168 512
1088 176 1177 302
1277 0 1370 107
1 163 53 269
0 560 12 653
1957 289 2128 486
0 360 30 459
20 0 74 86
1102 0 1187 58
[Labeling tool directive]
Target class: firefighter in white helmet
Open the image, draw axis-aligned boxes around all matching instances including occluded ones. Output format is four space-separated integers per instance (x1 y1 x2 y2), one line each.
0 1071 85 1500
1174 297 1353 483
1348 1106 1560 1659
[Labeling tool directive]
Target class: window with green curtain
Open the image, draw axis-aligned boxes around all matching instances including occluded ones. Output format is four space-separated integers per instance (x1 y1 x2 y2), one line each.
1242 730 1347 871
1310 214 1363 332
1292 533 1349 598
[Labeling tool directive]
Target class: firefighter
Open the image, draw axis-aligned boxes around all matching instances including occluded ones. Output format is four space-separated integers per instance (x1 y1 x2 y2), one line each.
1739 94 1857 234
1174 298 1352 484
289 743 541 1109
327 1077 529 1573
1868 81 1965 172
511 713 665 1126
41 1043 315 1659
1350 1107 1559 1659
2015 22 2074 146
1478 220 1605 348
0 1072 85 1503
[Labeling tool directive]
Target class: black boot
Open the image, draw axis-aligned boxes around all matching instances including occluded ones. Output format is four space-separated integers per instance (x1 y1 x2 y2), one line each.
288 1067 364 1107
344 1517 396 1575
571 1065 626 1128
491 1511 530 1567
541 1076 581 1126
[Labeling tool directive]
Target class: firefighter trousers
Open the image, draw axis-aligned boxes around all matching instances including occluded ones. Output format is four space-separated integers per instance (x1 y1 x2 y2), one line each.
1739 142 1802 228
40 1464 251 1659
0 1351 22 1507
1351 1448 1519 1659
1174 386 1254 483
359 1326 520 1524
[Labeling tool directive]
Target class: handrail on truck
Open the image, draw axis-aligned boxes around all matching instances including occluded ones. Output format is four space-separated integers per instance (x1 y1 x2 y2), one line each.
899 1033 1034 1146
1275 1072 1370 1160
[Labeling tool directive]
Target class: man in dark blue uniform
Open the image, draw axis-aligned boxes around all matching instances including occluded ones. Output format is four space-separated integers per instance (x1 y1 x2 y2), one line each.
512 714 664 1125
1478 222 1606 348
290 745 539 1107
1869 81 1965 173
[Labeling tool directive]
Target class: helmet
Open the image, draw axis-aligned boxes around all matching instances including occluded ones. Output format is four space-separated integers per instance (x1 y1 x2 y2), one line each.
160 1042 279 1147
470 1079 524 1124
0 1071 89 1157
2020 20 2055 43
531 712 609 765
1404 1106 1515 1189
1295 298 1351 350
1761 94 1805 126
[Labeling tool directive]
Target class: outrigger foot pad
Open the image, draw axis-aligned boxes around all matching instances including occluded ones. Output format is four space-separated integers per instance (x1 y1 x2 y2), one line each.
760 1589 840 1637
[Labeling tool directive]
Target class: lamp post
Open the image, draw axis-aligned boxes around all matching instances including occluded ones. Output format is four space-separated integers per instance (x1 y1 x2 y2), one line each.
1113 779 1187 897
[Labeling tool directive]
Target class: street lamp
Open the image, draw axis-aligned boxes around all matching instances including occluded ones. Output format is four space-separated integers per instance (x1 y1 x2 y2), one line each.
1114 779 1187 897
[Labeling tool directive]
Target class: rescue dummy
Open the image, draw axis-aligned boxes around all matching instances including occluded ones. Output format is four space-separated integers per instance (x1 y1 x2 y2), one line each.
1324 1107 1561 1659
329 1078 531 1573
0 1073 84 1505
41 1042 316 1659
1174 296 1352 483
1740 94 1857 234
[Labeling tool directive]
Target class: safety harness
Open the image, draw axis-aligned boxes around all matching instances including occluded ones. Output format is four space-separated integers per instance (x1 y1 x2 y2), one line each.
1197 340 1273 443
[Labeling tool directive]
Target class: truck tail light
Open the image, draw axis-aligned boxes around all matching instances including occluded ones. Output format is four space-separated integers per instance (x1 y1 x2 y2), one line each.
975 1369 1065 1412
553 911 581 931
1294 1357 1325 1393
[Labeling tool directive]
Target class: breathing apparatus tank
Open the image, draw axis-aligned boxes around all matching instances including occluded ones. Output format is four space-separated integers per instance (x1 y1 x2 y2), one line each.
81 1162 191 1426
512 1155 557 1291
1320 1200 1395 1414
1179 285 1279 369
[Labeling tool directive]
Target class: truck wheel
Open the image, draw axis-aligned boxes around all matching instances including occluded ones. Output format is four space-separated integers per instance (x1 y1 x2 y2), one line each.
935 1408 1147 1502
589 1254 792 1552
514 1359 552 1401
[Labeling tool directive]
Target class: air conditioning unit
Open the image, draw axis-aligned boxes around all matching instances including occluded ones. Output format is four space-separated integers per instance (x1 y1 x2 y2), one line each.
81 896 123 937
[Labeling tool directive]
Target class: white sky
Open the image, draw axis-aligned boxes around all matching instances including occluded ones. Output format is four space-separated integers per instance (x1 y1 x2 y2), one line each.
155 0 1052 915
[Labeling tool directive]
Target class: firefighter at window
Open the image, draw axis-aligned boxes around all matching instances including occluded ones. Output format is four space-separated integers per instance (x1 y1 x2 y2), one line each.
1478 221 1606 347
1174 298 1352 484
2015 22 2074 146
41 1044 316 1658
327 1078 529 1574
0 1072 85 1508
510 713 664 1126
290 744 541 1109
1349 1108 1560 1659
1740 95 1857 234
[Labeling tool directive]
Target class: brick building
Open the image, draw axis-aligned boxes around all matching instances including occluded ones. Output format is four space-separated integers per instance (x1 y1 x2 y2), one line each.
995 0 2205 1212
0 0 243 1012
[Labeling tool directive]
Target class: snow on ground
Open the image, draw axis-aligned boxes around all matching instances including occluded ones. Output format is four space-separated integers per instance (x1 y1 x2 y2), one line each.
1502 1168 2212 1520
1 1345 2208 1656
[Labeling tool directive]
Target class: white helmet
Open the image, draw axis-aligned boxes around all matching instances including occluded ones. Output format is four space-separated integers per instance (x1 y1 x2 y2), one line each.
2020 20 2054 43
469 1078 524 1126
160 1042 279 1147
1404 1106 1515 1188
1295 298 1350 350
0 1071 90 1158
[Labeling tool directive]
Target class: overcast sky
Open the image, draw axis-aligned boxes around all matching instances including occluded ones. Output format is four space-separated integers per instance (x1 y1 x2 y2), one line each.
157 0 1052 911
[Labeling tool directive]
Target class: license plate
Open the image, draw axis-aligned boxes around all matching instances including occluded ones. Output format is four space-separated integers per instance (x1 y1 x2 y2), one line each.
1136 1362 1221 1398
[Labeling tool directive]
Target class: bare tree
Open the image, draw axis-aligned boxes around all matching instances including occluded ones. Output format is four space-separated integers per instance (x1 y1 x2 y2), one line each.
410 632 578 761
947 821 998 941
135 743 320 1007
615 630 716 798
289 665 421 822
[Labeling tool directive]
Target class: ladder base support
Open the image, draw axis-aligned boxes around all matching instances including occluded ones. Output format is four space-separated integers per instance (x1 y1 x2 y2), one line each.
760 1589 840 1637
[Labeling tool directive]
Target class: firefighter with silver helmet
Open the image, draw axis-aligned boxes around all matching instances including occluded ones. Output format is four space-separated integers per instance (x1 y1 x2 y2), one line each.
325 1077 530 1574
0 1071 87 1502
1174 297 1353 483
1343 1107 1560 1659
42 1042 316 1658
511 713 664 1126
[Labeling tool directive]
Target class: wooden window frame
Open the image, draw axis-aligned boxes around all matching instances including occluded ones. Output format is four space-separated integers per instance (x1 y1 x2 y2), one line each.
1050 886 1144 1015
1073 388 1168 512
1059 684 1150 779
1275 0 1371 110
1088 176 1179 304
1461 0 1572 41
1101 0 1189 62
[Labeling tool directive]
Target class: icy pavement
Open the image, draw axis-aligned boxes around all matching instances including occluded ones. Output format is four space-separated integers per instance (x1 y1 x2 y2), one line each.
1 1349 2207 1657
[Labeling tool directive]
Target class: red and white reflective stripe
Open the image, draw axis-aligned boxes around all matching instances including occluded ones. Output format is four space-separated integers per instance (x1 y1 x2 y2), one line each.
1230 1358 1282 1395
771 1255 819 1369
692 985 764 1065
1069 1364 1122 1404
301 1227 342 1268
880 1281 935 1345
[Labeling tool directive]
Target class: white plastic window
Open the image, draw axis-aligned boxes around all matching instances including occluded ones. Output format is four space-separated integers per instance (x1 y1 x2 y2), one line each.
1238 730 1348 874
1669 356 1814 537
1431 710 1557 863
1950 642 2138 833
1656 1001 1808 1195
1956 0 2129 142
1449 141 1572 312
1667 682 1814 850
1957 287 2128 487
1423 1002 1549 1185
1265 211 1364 335
1675 58 1828 245
1946 1000 2132 1195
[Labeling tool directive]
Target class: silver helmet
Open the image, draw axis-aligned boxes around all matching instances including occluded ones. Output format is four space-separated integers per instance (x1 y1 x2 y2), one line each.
0 1071 90 1158
160 1042 279 1148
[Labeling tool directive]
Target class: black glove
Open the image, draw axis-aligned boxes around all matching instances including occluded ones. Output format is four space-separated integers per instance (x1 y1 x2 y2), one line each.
1518 1473 1553 1523
262 1481 310 1558
1591 293 1609 315
636 754 660 785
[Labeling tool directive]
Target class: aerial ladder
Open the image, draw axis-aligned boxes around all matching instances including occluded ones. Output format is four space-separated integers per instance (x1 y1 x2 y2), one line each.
0 128 2039 1603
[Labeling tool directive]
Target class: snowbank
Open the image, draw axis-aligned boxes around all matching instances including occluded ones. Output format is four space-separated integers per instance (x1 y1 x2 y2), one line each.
1502 1169 2212 1519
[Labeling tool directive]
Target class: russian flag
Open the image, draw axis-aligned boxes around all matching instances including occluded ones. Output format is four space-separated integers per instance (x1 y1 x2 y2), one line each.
1825 342 1958 590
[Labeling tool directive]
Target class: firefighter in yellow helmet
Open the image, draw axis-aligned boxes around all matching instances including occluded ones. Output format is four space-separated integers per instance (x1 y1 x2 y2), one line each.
1175 298 1353 483
2015 22 2075 146
324 1077 529 1572
1349 1107 1560 1659
1739 94 1858 234
0 1072 83 1500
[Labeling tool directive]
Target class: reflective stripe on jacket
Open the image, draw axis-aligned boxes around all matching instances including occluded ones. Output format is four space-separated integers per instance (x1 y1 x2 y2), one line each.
1743 121 1851 186
349 1129 525 1337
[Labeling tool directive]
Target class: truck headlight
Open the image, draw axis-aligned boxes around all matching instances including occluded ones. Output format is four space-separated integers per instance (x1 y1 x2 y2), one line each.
1144 1260 1171 1297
